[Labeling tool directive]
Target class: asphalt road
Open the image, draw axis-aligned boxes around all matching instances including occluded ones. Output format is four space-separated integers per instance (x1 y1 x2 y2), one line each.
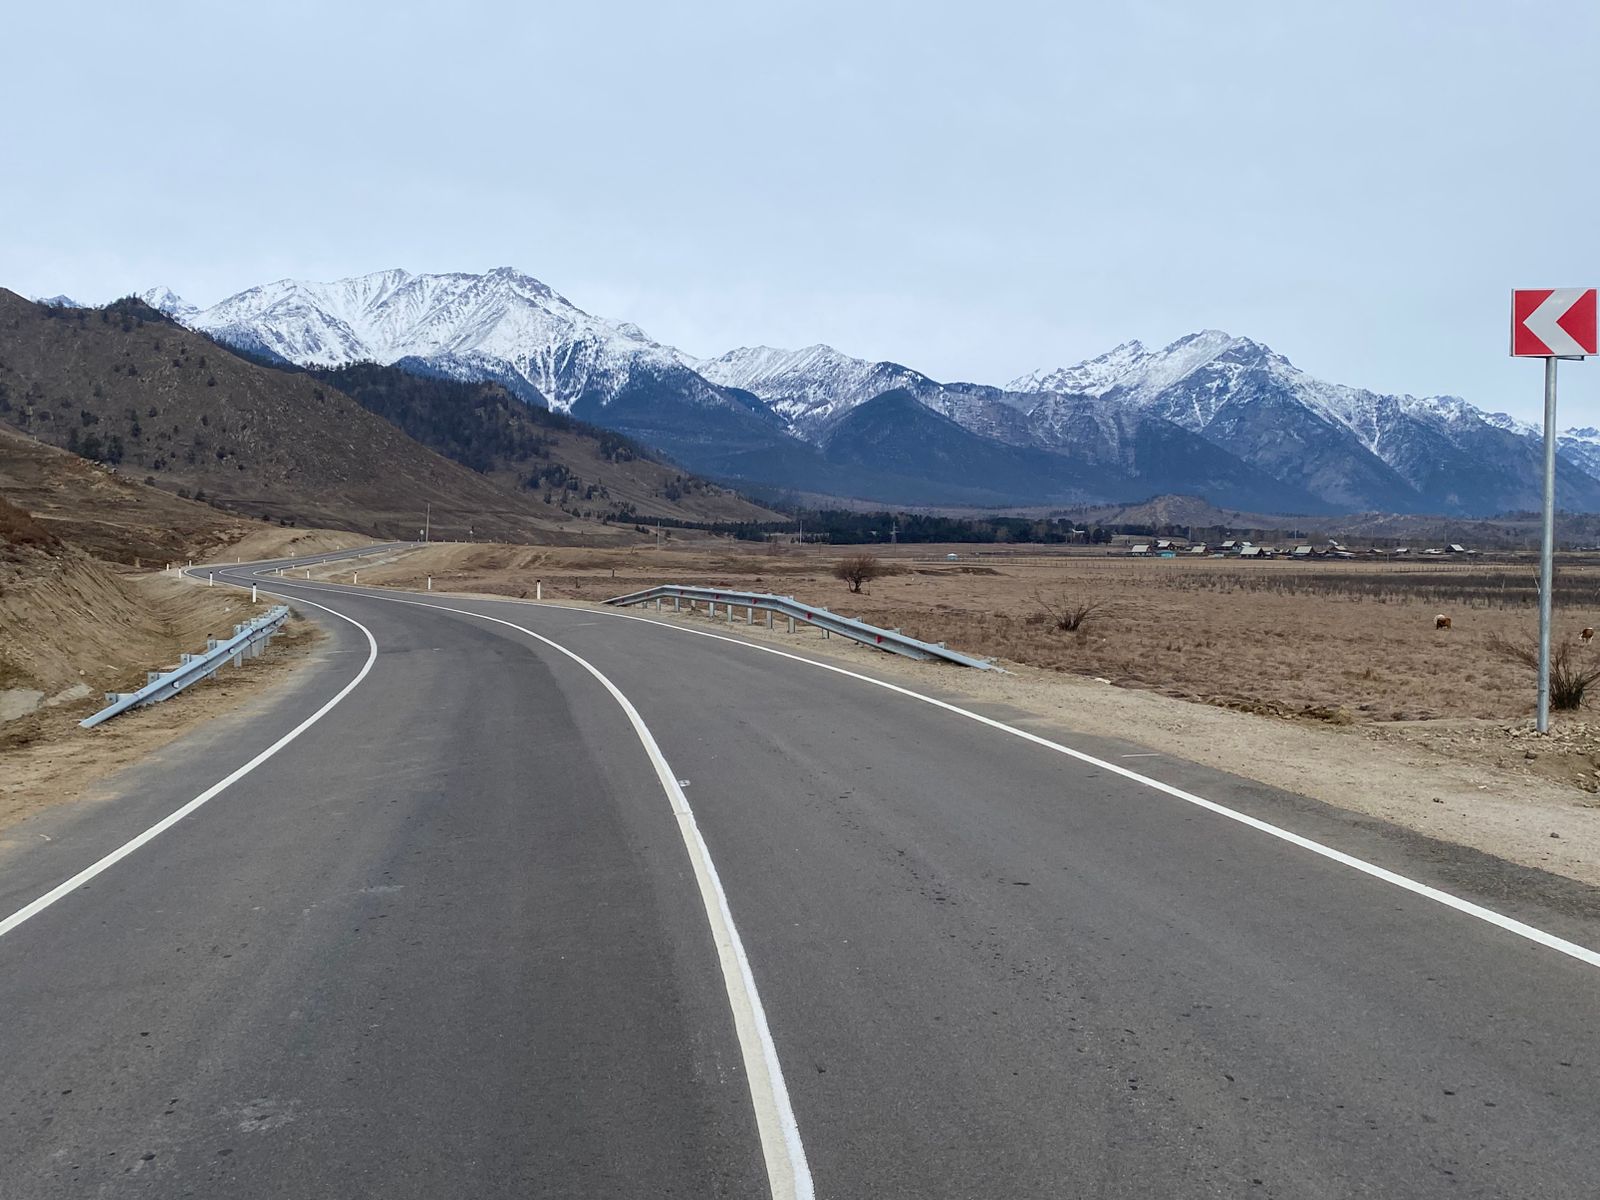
2 545 1598 1198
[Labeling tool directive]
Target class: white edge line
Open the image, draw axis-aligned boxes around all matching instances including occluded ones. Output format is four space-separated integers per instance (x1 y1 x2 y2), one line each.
597 601 1600 971
293 587 813 1200
0 594 379 941
280 578 1600 975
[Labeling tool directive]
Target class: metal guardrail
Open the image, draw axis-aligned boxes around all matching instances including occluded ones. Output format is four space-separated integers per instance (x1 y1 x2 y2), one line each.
605 585 999 670
79 606 292 729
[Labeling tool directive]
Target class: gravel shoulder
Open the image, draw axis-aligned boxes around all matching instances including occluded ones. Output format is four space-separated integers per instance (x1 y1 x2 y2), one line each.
0 574 322 839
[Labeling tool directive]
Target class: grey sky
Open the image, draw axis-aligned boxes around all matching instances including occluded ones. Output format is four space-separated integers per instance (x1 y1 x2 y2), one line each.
4 0 1598 421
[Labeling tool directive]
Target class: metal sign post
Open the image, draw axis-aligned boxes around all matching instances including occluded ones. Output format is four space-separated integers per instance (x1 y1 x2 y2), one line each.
1512 288 1598 733
1537 357 1558 733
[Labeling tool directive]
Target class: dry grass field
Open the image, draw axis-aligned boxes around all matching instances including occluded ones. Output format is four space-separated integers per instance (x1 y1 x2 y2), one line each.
349 542 1600 725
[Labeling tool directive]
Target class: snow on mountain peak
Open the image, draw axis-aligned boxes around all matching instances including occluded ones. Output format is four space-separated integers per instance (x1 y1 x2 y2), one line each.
177 267 692 410
135 286 197 318
695 343 932 431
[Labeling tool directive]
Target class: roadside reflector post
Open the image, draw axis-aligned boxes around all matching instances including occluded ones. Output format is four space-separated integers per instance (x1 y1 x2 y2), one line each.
251 586 257 602
536 581 542 601
427 576 433 591
353 572 358 584
208 574 214 586
1512 286 1598 733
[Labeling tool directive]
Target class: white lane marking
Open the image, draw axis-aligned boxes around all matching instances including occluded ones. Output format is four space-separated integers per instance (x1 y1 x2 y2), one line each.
281 581 1600 975
0 596 379 942
587 604 1600 971
235 580 813 1200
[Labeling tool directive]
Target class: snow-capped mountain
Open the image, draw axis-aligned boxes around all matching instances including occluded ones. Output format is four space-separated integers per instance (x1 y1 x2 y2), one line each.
162 267 793 474
1012 332 1600 514
180 267 724 414
694 345 934 436
34 294 84 308
135 286 198 321
1558 428 1600 487
132 265 1600 515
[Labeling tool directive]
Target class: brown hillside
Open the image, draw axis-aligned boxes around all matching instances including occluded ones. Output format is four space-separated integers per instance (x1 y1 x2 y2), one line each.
311 362 782 525
0 291 620 543
0 423 262 563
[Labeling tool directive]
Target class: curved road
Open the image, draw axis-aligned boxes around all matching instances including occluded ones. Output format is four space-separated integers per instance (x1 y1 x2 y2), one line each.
1 546 1598 1197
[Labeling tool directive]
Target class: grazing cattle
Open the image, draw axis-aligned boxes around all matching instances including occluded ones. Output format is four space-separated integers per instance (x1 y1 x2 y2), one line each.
1435 614 1452 631
1583 627 1595 645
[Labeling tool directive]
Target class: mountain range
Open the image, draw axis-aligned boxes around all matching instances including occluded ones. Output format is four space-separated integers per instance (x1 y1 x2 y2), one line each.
107 267 1600 515
0 290 776 544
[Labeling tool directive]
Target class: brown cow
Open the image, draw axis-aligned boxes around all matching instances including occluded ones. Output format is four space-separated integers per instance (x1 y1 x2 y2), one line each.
1435 614 1452 630
1582 627 1595 645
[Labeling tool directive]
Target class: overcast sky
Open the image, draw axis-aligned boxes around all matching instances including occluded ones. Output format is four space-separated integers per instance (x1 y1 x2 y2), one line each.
3 0 1597 421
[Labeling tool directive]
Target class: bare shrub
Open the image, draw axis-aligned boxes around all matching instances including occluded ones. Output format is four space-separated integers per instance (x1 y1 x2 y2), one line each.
1035 590 1107 632
0 496 59 551
834 553 884 593
1487 632 1600 710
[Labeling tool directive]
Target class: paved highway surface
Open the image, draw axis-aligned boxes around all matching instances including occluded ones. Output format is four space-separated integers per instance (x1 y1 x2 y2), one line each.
2 544 1598 1198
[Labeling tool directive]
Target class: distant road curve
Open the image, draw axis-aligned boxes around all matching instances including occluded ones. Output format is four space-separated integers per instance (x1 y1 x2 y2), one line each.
0 545 1596 1198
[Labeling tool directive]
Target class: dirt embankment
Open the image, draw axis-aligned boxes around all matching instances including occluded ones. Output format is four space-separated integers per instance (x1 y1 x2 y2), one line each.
344 541 1600 890
0 546 318 831
216 526 377 564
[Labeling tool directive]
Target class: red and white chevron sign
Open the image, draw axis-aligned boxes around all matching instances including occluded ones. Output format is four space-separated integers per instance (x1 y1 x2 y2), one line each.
1512 288 1598 357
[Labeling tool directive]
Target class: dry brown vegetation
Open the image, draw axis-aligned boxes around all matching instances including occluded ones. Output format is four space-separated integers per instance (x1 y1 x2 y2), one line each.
833 553 886 593
352 542 1600 726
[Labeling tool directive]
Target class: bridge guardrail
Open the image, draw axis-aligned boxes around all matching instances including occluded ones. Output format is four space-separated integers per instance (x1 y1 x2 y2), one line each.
605 585 999 671
79 605 292 729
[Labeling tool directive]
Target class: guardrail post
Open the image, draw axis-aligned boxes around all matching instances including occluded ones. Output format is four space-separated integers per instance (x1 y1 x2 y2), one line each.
655 597 662 612
727 604 734 624
709 602 716 617
787 616 795 633
767 611 774 629
674 597 681 612
746 605 753 624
